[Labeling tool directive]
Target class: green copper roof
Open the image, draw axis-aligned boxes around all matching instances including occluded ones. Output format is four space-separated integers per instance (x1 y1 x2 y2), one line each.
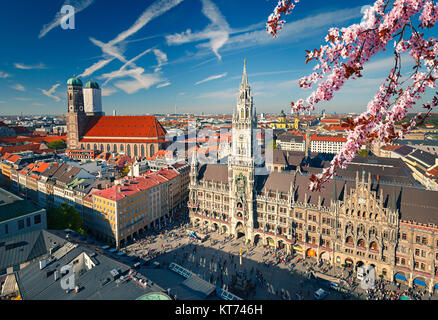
67 77 83 86
85 80 99 89
136 292 171 300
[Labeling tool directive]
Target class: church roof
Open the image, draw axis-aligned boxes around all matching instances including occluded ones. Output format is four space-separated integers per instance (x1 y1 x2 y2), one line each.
67 77 82 86
82 116 167 140
85 80 99 89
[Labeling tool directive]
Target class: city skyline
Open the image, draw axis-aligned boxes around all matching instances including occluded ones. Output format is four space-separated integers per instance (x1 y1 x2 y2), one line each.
3 0 437 116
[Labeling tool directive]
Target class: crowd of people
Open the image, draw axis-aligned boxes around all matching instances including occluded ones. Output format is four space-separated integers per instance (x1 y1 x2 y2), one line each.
365 280 433 300
109 214 437 300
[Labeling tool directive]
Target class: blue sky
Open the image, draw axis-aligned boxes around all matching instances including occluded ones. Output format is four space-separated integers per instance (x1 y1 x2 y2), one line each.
0 0 436 116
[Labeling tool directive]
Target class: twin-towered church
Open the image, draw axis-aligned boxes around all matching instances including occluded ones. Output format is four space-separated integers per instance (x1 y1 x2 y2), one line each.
66 77 166 158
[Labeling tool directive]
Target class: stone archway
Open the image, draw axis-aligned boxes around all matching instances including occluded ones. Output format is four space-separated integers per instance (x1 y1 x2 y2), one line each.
222 225 228 234
394 272 407 284
345 258 354 268
413 277 427 288
320 251 330 262
266 237 275 247
212 223 218 231
278 240 285 250
306 248 317 258
254 234 262 246
235 222 245 239
355 260 364 271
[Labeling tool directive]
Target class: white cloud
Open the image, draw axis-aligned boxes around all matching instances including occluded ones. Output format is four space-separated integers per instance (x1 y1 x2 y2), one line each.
10 84 25 91
101 87 117 96
153 49 168 72
101 67 146 81
195 72 227 85
101 48 153 86
0 71 11 78
114 73 163 94
79 58 115 78
79 0 182 93
198 88 237 99
14 62 47 70
109 0 184 46
14 97 30 101
223 7 363 53
166 0 230 60
157 82 171 88
32 103 45 106
364 53 413 72
38 0 94 38
41 83 61 102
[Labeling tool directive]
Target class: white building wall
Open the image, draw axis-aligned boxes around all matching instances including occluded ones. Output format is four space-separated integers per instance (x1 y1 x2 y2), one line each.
84 88 102 115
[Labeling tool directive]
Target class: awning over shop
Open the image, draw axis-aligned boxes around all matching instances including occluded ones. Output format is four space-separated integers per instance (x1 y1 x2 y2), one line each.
414 279 427 287
394 274 407 282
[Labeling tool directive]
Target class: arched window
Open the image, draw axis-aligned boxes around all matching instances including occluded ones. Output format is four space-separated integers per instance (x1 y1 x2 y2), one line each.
369 227 377 238
346 236 353 244
357 239 365 248
134 145 138 157
107 144 110 152
100 144 104 151
127 144 131 156
120 144 124 152
93 144 97 150
150 144 155 157
370 242 378 250
113 144 117 152
87 144 90 150
141 145 145 157
357 224 365 235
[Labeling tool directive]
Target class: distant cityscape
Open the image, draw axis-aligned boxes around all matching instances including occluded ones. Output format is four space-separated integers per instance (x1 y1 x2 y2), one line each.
0 60 437 302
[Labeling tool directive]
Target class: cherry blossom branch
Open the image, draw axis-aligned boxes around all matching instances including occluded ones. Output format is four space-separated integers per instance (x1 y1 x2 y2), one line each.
267 0 438 191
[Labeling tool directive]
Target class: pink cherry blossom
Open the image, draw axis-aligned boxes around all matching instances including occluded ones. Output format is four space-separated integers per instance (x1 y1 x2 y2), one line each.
267 0 438 191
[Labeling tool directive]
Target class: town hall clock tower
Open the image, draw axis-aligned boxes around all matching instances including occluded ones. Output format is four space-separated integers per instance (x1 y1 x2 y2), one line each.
228 60 257 242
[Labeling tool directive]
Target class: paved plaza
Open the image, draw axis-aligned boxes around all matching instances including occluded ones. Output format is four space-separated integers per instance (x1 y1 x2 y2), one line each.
59 214 438 301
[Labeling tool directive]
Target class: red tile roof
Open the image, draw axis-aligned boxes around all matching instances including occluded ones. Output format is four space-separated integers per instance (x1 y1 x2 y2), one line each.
0 135 66 144
0 143 43 155
82 116 167 139
79 138 165 143
32 162 51 174
94 168 179 201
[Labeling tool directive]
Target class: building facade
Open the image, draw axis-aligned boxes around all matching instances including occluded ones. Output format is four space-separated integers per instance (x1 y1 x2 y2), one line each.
188 61 438 293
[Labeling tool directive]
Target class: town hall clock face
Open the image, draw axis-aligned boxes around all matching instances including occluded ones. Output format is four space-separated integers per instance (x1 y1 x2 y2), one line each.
235 173 246 194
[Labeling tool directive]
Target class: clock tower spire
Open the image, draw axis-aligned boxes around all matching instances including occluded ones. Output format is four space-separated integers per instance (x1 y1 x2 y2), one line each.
229 59 257 243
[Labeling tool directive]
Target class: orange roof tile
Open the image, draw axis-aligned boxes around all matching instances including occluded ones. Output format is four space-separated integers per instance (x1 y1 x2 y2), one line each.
82 116 166 139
